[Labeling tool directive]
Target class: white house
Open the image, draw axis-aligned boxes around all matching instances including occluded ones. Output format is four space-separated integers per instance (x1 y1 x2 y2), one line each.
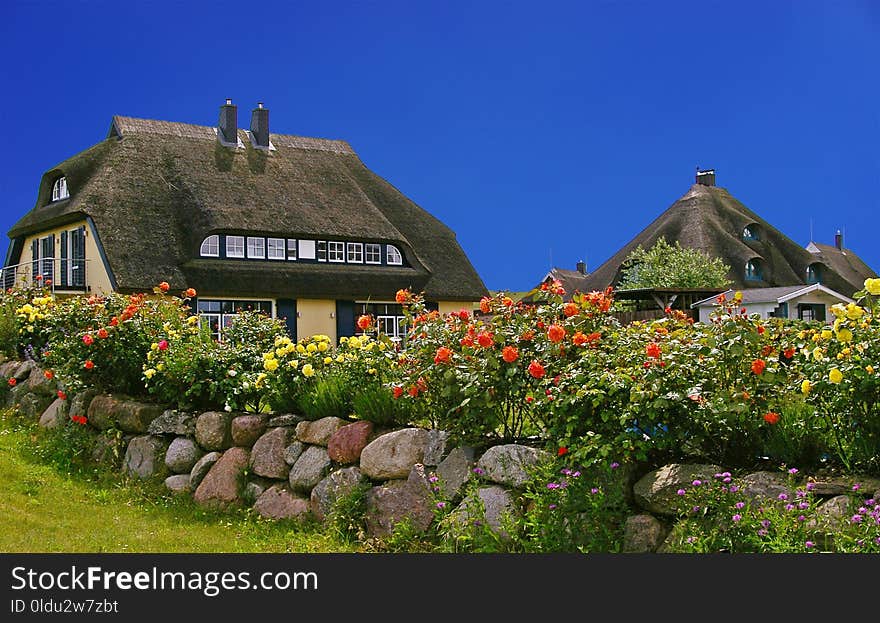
691 284 853 324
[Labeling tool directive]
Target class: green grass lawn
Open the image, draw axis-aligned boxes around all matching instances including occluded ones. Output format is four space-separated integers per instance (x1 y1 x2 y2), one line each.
0 411 359 553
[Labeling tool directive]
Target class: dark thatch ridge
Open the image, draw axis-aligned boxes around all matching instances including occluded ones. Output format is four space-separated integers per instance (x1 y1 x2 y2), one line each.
7 116 488 302
520 267 592 303
575 184 875 298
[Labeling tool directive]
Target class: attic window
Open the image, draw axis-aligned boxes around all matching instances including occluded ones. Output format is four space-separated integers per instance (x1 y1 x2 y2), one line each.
200 235 219 257
745 258 764 281
247 237 265 259
226 236 245 258
387 245 403 266
365 243 381 264
806 263 823 284
52 177 69 201
267 238 285 260
743 224 761 241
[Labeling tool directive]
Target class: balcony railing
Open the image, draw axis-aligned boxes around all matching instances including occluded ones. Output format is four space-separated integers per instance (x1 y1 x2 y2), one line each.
0 258 90 292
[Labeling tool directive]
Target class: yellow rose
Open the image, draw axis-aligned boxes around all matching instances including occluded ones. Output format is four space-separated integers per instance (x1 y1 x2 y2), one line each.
846 303 865 321
836 328 853 343
867 365 875 375
318 342 329 352
829 368 843 384
323 356 333 365
307 343 318 354
801 380 811 395
336 355 344 363
144 368 156 379
734 291 743 302
296 344 306 354
830 304 847 318
263 351 275 360
864 278 880 296
302 363 315 377
821 330 833 341
812 347 824 361
289 359 299 369
263 358 278 371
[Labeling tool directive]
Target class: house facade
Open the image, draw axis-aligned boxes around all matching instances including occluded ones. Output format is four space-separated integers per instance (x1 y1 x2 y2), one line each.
3 100 487 342
692 284 853 324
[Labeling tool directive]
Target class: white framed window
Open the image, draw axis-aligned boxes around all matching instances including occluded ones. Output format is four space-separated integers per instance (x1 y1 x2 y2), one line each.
226 235 245 258
52 177 69 201
328 241 345 262
365 243 381 264
299 239 316 260
386 244 403 265
247 237 265 259
267 237 286 260
200 235 220 257
287 239 297 260
347 242 363 263
317 241 327 262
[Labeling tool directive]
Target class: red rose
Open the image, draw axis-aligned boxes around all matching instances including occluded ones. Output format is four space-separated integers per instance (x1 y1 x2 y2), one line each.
557 446 569 457
395 289 409 304
408 385 419 398
185 288 197 298
783 347 796 359
477 332 494 348
751 359 766 375
357 314 372 330
110 317 119 326
645 342 661 359
458 310 469 320
97 328 109 339
57 390 67 400
157 340 169 351
82 334 94 346
84 360 94 370
763 412 780 425
480 297 491 314
43 370 54 380
7 378 16 387
528 360 546 379
434 347 452 364
502 346 519 363
392 386 404 399
158 281 170 292
460 336 474 347
563 303 578 317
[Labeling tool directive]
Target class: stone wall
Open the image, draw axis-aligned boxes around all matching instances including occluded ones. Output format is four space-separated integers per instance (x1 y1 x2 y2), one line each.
4 358 879 549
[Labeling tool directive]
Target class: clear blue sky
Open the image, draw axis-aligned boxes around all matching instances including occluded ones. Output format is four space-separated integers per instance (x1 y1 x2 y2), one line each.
2 0 877 293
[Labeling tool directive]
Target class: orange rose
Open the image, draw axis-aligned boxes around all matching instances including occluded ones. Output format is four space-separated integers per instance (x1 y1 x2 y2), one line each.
502 346 519 363
547 325 566 343
185 288 197 298
158 281 170 292
528 360 546 379
357 314 372 330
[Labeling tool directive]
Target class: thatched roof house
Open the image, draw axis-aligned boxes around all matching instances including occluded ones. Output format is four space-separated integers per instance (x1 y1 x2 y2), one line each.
576 172 876 298
4 100 487 341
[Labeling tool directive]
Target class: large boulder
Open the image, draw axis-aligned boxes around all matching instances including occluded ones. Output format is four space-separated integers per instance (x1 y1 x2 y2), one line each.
424 430 452 466
253 485 312 522
164 474 192 495
475 444 550 488
739 471 793 504
164 437 204 474
448 485 517 540
122 435 170 480
360 428 429 480
68 390 98 424
16 392 54 419
91 431 128 469
633 463 725 516
267 414 303 428
231 414 268 447
295 417 347 446
327 420 374 465
289 446 332 493
148 410 196 436
250 427 296 479
435 446 476 501
365 464 435 537
25 366 58 396
808 477 880 498
195 411 233 451
193 447 250 509
88 395 163 433
310 467 368 522
623 514 668 553
284 442 305 466
38 398 67 429
189 451 222 490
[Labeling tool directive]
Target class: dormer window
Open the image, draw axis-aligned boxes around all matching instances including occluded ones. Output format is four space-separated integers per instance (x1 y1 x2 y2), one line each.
806 263 823 284
745 258 764 281
52 177 69 201
743 224 761 241
387 244 403 265
200 235 219 257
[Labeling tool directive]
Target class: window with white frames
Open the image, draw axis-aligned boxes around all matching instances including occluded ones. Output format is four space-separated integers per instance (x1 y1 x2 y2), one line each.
52 177 69 201
299 240 316 259
247 237 265 259
328 241 345 262
386 244 403 265
226 235 245 258
267 238 285 260
347 242 363 263
200 235 219 257
287 239 297 260
365 243 381 264
317 241 327 262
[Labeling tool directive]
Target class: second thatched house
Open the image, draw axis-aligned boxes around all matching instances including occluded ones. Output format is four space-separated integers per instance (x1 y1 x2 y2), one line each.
3 100 488 342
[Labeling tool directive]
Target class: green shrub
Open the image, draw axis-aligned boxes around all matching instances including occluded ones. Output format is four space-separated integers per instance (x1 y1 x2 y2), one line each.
351 382 413 427
296 372 351 420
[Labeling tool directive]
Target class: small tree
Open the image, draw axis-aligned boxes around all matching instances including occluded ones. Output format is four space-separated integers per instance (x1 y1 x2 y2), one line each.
617 237 732 289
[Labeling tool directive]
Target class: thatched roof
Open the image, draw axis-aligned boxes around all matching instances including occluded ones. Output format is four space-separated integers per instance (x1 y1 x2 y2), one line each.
519 266 593 303
806 242 877 295
8 115 487 301
577 183 874 298
692 284 853 308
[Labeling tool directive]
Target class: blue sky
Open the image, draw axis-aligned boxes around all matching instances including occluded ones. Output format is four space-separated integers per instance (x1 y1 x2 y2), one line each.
2 0 877 292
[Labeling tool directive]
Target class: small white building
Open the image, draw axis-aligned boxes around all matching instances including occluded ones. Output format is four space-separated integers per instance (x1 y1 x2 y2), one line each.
691 284 853 324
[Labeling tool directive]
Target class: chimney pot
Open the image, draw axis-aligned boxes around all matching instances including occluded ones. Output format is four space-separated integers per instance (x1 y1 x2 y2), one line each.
695 168 715 186
226 98 232 105
218 99 238 145
576 260 587 275
835 230 843 250
251 102 270 148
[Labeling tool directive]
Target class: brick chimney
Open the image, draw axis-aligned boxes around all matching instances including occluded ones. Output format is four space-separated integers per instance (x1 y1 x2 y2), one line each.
250 102 270 148
576 260 587 275
218 98 238 145
835 230 843 250
695 168 715 186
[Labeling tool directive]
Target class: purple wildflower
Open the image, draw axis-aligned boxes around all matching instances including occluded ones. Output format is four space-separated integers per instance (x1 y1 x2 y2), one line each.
806 482 816 491
436 502 446 510
785 504 795 512
797 515 806 522
866 499 876 507
851 515 863 524
572 471 580 478
798 501 809 510
858 507 867 515
692 480 702 487
548 504 557 510
732 514 742 522
677 489 686 496
853 483 861 492
805 541 815 549
796 490 807 499
729 485 739 493
590 487 599 494
561 468 572 476
610 462 620 469
692 506 701 513
686 536 697 544
723 477 732 483
735 501 745 509
778 493 789 501
428 475 439 483
757 529 768 537
472 467 484 476
761 519 771 529
547 482 560 490
788 468 798 475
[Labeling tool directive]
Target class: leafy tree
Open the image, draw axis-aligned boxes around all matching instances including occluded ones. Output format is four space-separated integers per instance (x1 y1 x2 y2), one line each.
617 237 732 289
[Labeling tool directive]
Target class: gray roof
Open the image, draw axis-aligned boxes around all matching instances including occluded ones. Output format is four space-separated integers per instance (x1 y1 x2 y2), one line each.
692 284 853 308
7 115 488 301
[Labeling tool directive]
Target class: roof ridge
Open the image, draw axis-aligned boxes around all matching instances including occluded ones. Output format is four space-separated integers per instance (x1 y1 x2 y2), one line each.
111 115 355 154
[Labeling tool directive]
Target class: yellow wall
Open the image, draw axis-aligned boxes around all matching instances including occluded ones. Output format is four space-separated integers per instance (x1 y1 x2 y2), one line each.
438 301 477 315
296 299 337 342
17 220 114 294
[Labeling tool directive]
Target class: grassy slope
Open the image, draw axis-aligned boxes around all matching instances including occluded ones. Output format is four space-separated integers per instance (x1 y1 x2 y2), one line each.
0 416 358 553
